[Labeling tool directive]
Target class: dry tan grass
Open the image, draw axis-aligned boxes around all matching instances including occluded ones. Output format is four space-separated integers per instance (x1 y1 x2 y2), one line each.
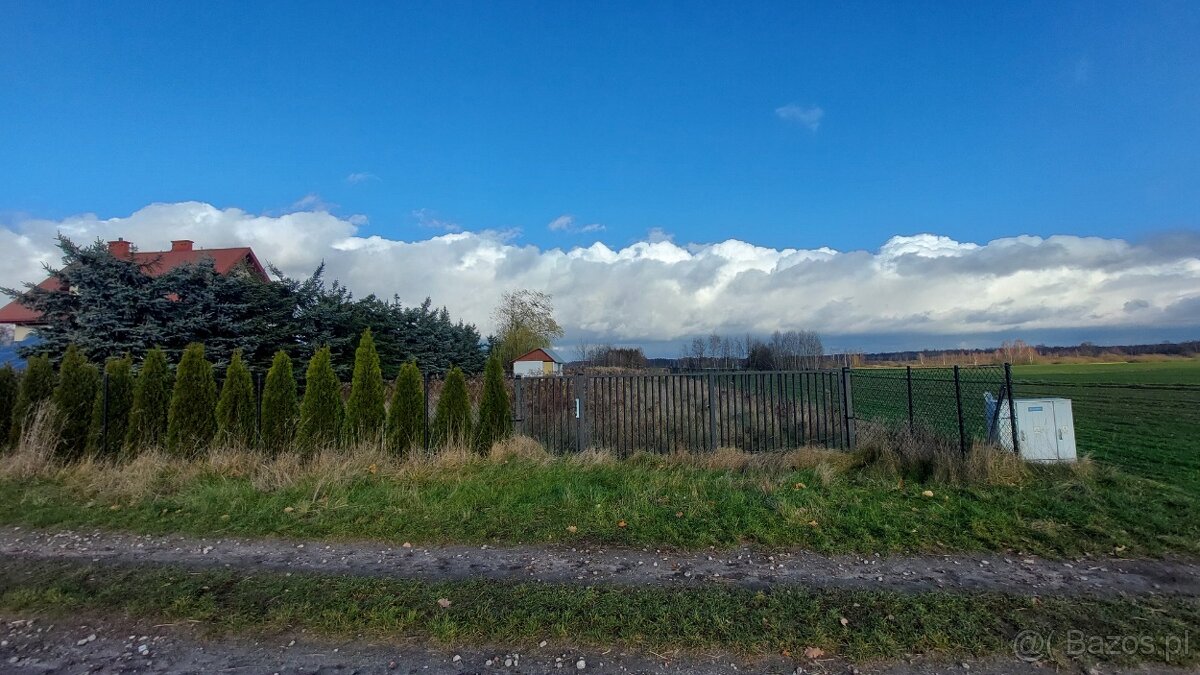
488 435 553 464
2 413 1056 505
852 420 1030 486
568 447 618 467
649 445 856 478
2 402 62 480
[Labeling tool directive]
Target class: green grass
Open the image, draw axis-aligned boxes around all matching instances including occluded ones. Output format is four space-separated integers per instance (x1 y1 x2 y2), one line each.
2 558 1196 666
1012 361 1200 493
1 450 1196 556
853 359 1200 505
0 360 1194 558
1015 359 1200 385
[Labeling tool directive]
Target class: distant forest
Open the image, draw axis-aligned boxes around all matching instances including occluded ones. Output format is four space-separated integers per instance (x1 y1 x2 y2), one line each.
857 339 1200 366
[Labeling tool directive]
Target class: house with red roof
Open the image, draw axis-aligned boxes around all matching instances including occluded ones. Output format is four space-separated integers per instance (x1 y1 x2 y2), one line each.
0 238 269 342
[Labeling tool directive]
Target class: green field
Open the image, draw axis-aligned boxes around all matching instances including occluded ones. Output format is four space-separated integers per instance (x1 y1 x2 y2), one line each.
1013 360 1200 493
1016 359 1200 385
850 359 1199 520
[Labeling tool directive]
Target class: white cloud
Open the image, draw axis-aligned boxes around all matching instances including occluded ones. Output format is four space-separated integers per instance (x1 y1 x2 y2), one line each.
411 208 462 233
3 202 1199 345
548 214 605 234
775 103 825 131
345 172 379 185
288 193 336 212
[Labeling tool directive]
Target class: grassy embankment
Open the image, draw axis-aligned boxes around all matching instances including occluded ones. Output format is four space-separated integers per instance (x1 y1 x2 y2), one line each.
0 360 1194 556
0 431 1195 556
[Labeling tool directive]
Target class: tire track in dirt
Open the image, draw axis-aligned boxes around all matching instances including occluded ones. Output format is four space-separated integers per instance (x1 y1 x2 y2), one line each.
13 610 1186 675
2 526 1196 597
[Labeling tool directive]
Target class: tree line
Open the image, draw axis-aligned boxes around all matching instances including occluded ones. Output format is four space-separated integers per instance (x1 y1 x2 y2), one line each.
678 330 825 371
2 236 486 378
0 330 513 459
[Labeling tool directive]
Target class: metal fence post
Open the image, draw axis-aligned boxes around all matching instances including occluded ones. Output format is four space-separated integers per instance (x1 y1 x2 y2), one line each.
513 376 524 436
575 375 589 452
255 371 263 435
706 373 717 452
840 366 856 450
953 365 966 456
423 372 431 452
1004 362 1019 455
905 365 914 433
101 370 109 454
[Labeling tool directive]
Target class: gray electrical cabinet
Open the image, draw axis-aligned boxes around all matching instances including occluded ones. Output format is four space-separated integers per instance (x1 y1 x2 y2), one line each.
995 398 1077 463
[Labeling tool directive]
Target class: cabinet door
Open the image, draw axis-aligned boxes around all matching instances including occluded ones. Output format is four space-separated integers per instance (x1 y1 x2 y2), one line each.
1051 399 1076 461
1019 402 1058 461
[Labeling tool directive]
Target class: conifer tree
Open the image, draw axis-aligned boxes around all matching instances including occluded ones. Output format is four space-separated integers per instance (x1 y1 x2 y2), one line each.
166 343 218 456
431 366 472 447
0 365 17 449
260 350 298 454
10 354 55 446
387 360 424 454
216 349 257 448
474 355 512 454
87 355 134 457
345 328 386 444
297 346 343 450
126 347 172 450
53 344 100 459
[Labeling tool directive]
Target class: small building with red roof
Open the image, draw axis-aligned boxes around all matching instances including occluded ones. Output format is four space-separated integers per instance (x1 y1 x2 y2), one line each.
512 347 565 377
0 238 269 341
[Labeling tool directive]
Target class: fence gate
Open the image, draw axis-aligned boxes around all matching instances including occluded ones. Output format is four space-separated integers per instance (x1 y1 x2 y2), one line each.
514 375 581 453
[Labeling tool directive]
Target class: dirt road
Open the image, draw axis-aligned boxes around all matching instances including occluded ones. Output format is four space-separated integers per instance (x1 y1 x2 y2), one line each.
1 526 1196 598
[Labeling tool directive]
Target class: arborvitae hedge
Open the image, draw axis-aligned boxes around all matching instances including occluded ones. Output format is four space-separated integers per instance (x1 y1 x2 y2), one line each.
297 346 343 451
474 355 512 454
0 365 17 449
10 354 55 445
126 347 172 450
216 349 257 448
431 366 472 447
53 344 100 460
87 355 134 457
387 360 424 454
166 343 218 456
260 350 298 454
345 328 386 444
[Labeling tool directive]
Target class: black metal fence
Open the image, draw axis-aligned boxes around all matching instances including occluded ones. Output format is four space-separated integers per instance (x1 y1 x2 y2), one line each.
87 363 1018 456
850 364 1018 454
514 371 851 455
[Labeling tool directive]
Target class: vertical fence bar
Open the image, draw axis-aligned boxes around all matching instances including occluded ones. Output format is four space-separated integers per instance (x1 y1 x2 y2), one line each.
841 366 856 450
575 375 585 452
953 365 966 456
906 365 915 433
706 373 717 451
1004 362 1020 455
514 376 524 437
422 373 431 452
825 372 833 448
101 370 109 454
255 369 262 432
799 373 807 445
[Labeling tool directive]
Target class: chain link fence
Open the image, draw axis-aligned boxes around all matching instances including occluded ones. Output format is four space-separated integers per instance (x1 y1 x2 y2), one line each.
850 365 1018 454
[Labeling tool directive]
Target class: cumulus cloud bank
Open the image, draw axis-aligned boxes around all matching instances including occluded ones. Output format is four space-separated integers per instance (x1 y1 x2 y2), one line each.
2 202 1199 345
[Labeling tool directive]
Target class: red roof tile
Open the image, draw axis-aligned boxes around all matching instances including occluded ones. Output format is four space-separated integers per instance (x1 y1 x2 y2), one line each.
0 246 269 325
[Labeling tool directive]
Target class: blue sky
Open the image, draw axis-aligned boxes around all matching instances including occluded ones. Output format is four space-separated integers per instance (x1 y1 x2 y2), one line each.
3 1 1198 251
2 2 1199 352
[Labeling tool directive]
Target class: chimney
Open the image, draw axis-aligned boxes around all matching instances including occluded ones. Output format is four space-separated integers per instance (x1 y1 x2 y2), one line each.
107 238 131 258
171 240 194 252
